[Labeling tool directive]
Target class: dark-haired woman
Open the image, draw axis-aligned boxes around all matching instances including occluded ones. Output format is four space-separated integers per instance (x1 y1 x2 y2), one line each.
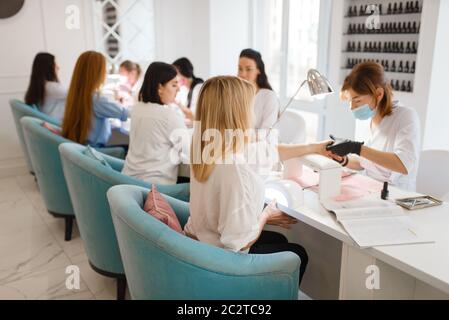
172 57 204 121
25 52 67 122
328 62 421 191
122 62 188 185
238 49 279 130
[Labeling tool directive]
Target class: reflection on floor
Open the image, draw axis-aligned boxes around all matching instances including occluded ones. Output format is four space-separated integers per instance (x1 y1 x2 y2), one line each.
0 174 124 300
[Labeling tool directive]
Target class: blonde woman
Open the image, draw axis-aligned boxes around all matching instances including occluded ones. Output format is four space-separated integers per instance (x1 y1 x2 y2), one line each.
62 51 128 147
184 76 331 286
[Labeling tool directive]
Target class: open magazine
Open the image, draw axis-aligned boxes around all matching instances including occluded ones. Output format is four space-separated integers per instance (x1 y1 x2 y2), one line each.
321 197 435 248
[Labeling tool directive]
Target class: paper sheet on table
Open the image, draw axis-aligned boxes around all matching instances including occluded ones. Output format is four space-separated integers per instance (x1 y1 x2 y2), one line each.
339 216 434 248
290 167 383 201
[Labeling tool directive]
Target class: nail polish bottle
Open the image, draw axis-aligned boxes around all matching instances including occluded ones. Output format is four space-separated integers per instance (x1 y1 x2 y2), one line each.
354 5 358 16
405 1 410 13
395 80 400 91
379 4 383 15
412 42 418 53
406 22 411 33
393 2 398 14
415 1 420 13
364 42 369 52
411 61 416 73
405 61 410 73
391 60 397 72
412 22 417 33
390 79 395 89
392 22 397 33
347 42 351 52
401 81 407 92
400 42 405 53
388 3 392 15
398 61 403 73
406 42 411 54
360 5 364 16
399 2 403 13
378 42 382 52
348 6 352 17
357 42 362 52
407 81 413 92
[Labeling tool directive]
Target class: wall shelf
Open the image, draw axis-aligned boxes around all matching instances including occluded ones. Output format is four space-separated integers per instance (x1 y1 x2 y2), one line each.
341 0 423 93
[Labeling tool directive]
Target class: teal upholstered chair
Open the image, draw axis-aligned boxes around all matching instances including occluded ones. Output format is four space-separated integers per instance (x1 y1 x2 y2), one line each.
9 99 60 175
59 143 190 300
20 116 125 241
107 185 300 300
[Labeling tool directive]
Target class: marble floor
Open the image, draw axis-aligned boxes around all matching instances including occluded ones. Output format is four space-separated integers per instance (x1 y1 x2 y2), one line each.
0 173 125 300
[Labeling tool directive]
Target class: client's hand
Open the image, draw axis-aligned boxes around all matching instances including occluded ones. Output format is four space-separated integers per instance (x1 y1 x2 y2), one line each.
264 200 298 229
311 140 334 157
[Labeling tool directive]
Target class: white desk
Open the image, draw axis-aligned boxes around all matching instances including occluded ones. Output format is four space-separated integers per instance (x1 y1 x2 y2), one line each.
276 183 449 299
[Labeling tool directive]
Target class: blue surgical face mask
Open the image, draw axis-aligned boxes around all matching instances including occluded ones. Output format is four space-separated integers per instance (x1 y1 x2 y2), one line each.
352 104 375 120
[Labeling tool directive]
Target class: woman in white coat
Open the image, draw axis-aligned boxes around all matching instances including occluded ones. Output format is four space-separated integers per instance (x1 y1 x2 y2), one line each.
327 62 421 191
238 49 279 130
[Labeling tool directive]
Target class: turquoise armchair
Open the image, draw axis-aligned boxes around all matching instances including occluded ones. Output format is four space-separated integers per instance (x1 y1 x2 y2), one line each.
20 116 126 241
107 185 300 300
9 99 60 174
59 143 190 300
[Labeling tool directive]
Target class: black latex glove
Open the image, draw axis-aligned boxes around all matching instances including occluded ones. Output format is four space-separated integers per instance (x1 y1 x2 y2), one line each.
326 135 364 157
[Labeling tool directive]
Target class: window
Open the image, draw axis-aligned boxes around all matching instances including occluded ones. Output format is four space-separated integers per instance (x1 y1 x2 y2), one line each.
92 0 155 73
251 0 331 141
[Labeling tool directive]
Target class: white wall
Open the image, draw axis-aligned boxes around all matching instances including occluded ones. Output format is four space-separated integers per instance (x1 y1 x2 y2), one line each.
153 0 210 78
209 0 251 76
422 0 449 150
0 0 95 177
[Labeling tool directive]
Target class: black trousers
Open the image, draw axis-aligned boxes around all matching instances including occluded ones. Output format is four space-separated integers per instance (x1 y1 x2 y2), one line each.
249 231 308 287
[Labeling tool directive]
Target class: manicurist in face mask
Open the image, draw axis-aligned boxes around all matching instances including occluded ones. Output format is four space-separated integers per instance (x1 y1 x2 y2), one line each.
327 62 421 191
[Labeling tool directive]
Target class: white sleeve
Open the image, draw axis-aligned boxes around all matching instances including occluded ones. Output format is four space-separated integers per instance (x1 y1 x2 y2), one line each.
168 110 190 165
46 82 68 100
393 109 421 175
218 166 261 252
259 91 280 129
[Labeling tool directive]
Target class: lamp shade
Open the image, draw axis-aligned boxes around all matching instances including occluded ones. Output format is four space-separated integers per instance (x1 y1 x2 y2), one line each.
306 69 334 98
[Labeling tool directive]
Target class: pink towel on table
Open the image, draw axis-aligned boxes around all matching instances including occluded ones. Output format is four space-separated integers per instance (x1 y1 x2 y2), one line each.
289 167 383 201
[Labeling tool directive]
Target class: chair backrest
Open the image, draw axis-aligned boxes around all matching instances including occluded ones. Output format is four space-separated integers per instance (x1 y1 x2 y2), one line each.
107 184 300 300
417 150 449 198
274 109 307 144
20 116 73 216
59 143 190 275
9 99 60 173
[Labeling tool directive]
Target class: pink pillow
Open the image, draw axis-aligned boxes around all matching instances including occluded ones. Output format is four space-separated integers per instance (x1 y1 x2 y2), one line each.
143 185 184 234
42 122 61 136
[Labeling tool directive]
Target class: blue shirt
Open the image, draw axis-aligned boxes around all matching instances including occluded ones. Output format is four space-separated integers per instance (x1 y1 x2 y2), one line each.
87 94 129 147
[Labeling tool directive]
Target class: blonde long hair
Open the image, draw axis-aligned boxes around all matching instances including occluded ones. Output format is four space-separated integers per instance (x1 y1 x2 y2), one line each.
62 51 106 144
191 76 255 182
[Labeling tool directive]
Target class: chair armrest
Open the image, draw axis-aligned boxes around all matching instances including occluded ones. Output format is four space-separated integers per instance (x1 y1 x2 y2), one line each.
96 146 126 160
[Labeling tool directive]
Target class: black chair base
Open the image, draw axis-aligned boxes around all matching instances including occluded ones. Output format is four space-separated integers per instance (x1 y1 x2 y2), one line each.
89 261 127 300
48 211 75 241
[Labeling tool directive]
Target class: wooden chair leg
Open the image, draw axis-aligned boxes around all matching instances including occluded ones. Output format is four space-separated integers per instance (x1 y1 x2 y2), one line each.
64 217 74 241
117 277 127 300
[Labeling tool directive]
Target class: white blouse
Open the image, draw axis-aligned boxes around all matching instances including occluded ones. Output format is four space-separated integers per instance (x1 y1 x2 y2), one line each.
253 89 280 130
359 103 421 191
122 101 189 185
40 81 67 122
184 141 279 252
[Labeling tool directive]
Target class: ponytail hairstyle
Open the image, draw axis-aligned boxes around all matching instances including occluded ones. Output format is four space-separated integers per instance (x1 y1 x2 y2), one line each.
341 61 394 118
62 51 106 144
239 48 272 91
172 57 204 109
24 52 59 107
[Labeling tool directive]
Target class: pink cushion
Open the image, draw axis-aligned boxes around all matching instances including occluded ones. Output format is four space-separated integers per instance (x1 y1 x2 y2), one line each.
143 185 183 234
42 122 61 136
